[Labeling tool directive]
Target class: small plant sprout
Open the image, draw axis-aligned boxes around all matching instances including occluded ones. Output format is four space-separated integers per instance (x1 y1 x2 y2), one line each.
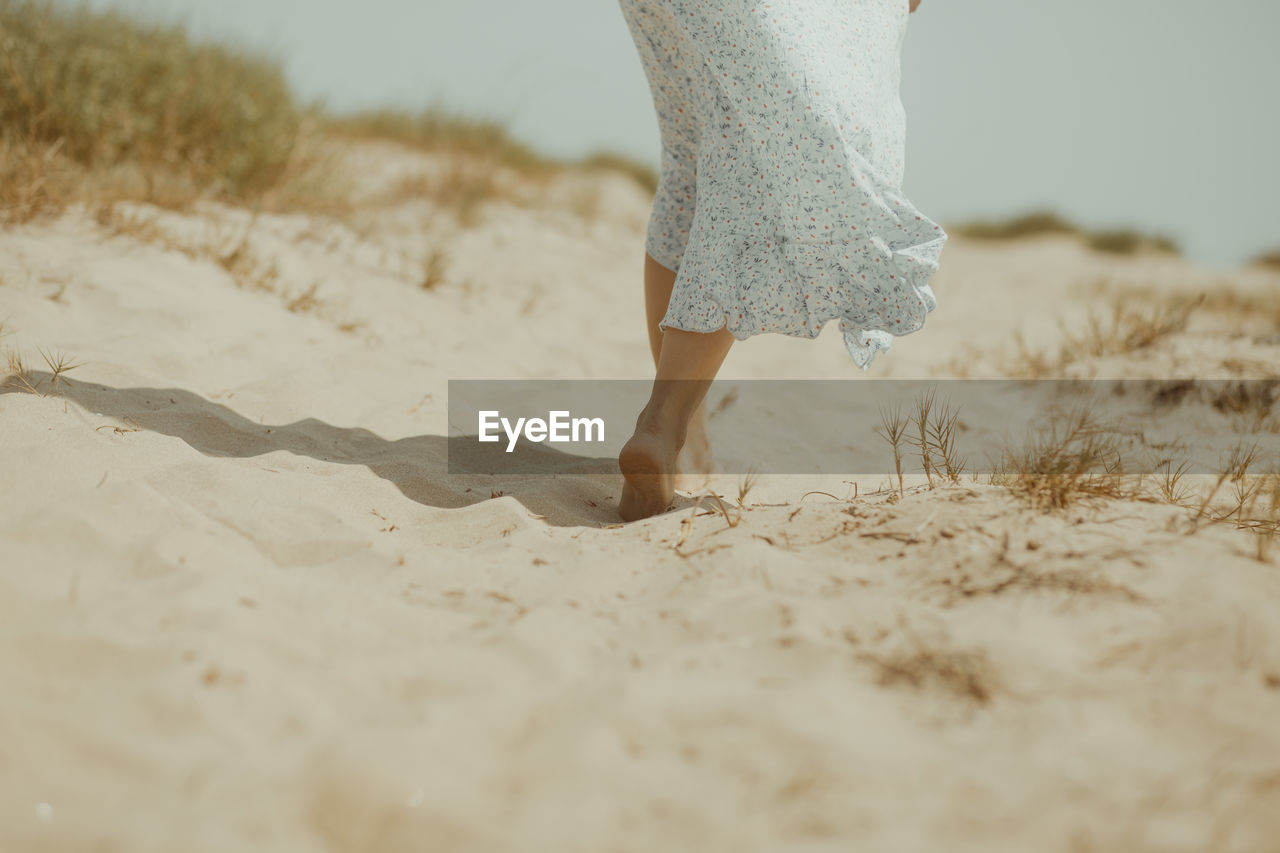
925 395 966 484
911 388 938 489
5 349 40 395
1195 441 1260 523
877 392 966 498
1156 459 1193 506
39 347 83 389
877 402 908 499
736 468 759 509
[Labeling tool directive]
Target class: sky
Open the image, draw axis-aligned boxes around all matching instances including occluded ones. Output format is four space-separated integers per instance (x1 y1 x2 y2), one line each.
83 0 1280 268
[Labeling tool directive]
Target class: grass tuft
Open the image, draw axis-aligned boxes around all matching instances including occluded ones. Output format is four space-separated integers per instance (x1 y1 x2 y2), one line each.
881 390 967 491
1155 459 1193 506
877 403 909 499
1008 290 1203 378
1185 446 1280 562
3 344 81 396
37 346 82 388
992 400 1134 510
4 347 38 394
736 469 759 509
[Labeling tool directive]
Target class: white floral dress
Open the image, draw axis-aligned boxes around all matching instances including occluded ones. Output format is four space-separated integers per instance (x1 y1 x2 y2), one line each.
619 0 945 369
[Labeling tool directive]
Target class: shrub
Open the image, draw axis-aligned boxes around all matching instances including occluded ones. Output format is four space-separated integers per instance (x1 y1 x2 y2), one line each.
0 0 301 214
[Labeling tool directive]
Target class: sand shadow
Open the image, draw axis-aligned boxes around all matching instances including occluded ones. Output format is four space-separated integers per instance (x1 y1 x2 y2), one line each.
5 374 636 528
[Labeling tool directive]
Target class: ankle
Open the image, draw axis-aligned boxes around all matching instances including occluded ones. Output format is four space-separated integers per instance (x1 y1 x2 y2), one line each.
634 401 688 450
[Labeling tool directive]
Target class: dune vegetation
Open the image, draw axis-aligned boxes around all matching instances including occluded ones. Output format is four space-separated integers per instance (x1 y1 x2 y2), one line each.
0 0 657 225
950 211 1181 256
1250 250 1280 271
0 0 305 217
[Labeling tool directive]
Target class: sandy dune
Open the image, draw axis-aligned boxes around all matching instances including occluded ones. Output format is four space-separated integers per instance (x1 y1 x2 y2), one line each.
2 142 1279 852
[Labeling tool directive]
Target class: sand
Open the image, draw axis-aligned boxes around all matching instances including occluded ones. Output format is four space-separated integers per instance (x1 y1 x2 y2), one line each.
2 141 1279 852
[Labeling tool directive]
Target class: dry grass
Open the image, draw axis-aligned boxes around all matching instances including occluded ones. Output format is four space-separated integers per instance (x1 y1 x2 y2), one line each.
863 626 996 705
326 109 553 177
1008 290 1202 378
1084 229 1180 256
991 400 1135 510
38 346 82 390
3 347 37 394
1252 473 1280 562
1081 280 1280 337
916 390 966 486
0 2 653 228
1190 444 1280 557
950 211 1079 241
735 470 759 509
913 394 937 489
951 211 1179 256
878 391 966 493
1174 289 1280 336
579 151 658 194
960 565 1144 602
361 165 502 226
0 134 77 222
1156 459 1193 506
1210 380 1280 434
434 162 506 227
3 344 82 396
95 202 283 293
1068 293 1200 359
216 232 280 293
328 110 659 195
671 491 743 557
877 403 909 499
1250 250 1280 271
867 647 994 704
0 0 304 221
285 282 321 314
1217 469 1278 563
420 248 449 291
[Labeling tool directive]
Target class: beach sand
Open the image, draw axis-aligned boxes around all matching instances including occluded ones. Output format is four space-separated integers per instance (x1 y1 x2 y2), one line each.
2 141 1279 852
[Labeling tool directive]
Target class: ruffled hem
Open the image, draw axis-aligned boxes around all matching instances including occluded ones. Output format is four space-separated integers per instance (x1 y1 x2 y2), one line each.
658 228 945 371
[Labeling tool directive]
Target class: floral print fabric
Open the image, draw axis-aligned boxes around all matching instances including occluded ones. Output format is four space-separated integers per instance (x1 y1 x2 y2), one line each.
619 0 946 369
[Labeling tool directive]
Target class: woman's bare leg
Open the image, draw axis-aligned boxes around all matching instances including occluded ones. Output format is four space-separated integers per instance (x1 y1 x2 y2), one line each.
643 253 715 487
619 325 734 521
642 252 674 366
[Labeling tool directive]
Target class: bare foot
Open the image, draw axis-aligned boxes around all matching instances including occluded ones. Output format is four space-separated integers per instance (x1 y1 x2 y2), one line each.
618 410 684 521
